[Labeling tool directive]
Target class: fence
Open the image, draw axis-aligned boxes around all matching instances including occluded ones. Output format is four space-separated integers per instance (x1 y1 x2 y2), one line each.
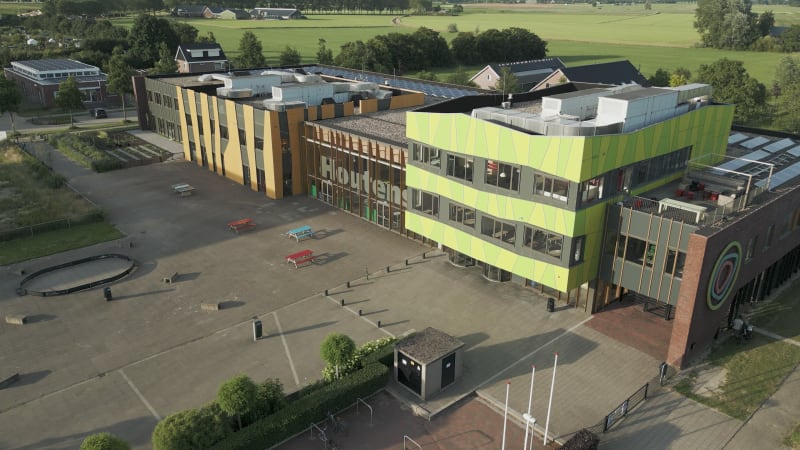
0 211 105 242
601 383 649 433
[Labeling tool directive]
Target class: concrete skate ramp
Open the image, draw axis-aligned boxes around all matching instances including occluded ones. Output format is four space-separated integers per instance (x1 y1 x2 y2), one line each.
17 254 136 296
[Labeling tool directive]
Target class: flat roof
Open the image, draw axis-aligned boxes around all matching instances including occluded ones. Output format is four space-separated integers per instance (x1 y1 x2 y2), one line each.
13 59 97 72
606 87 672 101
319 107 412 148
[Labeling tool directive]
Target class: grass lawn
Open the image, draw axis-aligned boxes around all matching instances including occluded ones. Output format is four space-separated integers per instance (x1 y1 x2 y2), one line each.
674 334 800 420
0 222 124 266
787 423 800 449
110 5 793 85
674 276 800 421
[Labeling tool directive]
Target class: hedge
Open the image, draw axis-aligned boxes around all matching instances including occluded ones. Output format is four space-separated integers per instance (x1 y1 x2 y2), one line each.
209 363 389 450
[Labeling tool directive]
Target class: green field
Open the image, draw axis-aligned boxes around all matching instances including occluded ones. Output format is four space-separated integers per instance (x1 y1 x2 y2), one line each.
107 4 800 85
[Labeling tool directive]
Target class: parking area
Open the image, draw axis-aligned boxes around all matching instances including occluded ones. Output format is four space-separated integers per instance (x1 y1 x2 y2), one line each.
0 158 660 449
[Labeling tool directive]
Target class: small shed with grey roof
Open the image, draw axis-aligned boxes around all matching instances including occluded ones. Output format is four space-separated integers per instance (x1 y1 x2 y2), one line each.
394 327 464 400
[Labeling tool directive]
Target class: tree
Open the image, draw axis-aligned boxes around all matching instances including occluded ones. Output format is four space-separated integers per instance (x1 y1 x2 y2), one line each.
80 432 130 450
773 56 800 132
757 11 775 37
447 67 477 87
152 404 230 450
217 374 258 431
780 25 800 52
197 31 217 44
128 14 178 68
151 42 177 74
0 75 22 133
648 68 670 87
450 32 478 65
235 31 266 69
106 47 134 121
494 67 519 95
279 46 301 66
416 70 438 81
694 0 759 49
695 58 766 123
320 333 356 380
55 76 83 127
248 378 287 422
316 38 333 65
170 21 199 45
411 27 452 68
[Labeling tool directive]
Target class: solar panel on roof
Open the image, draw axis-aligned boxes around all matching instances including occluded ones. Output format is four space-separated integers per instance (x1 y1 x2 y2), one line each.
740 136 770 149
756 160 800 189
763 137 794 153
728 133 748 144
789 146 800 158
712 150 770 174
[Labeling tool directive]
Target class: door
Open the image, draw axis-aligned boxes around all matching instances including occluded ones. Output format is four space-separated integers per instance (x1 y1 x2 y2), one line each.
376 201 390 228
397 351 422 396
441 353 456 388
320 180 333 204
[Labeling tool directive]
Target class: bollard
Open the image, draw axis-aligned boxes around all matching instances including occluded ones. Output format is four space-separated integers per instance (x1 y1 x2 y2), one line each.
377 320 381 328
405 259 409 266
547 297 555 313
386 265 390 273
103 287 112 301
358 309 362 316
422 252 427 259
340 299 345 307
253 320 263 341
325 289 329 296
346 281 351 288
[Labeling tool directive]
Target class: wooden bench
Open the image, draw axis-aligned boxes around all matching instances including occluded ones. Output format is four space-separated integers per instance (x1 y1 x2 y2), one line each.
162 272 179 284
0 373 19 389
171 183 195 197
228 218 255 234
201 302 220 311
287 225 314 242
285 249 316 268
5 315 27 325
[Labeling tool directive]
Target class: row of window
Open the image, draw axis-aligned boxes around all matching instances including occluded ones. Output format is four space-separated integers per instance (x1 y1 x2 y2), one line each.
617 236 686 277
412 189 583 263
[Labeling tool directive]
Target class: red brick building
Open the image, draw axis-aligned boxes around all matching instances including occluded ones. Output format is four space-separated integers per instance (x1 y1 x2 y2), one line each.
3 59 109 108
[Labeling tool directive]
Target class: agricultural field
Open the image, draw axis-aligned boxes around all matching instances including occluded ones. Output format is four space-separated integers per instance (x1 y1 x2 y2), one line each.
111 3 800 86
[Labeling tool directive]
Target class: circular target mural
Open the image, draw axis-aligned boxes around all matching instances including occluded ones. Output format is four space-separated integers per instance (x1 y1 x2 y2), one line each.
706 241 742 311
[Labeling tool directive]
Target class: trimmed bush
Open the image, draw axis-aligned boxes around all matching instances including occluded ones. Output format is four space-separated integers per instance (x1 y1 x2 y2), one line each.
561 429 600 450
152 402 232 450
322 336 395 381
209 363 388 450
80 432 130 450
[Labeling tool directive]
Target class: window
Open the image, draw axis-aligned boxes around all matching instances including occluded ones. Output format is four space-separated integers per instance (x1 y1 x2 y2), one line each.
238 128 247 146
219 125 229 139
255 136 264 149
154 93 161 105
481 215 516 245
572 236 584 264
523 226 563 258
618 236 647 264
534 174 569 202
411 144 441 168
449 204 476 228
765 224 775 250
411 189 439 216
446 155 473 182
665 249 686 278
746 236 757 261
486 160 520 191
580 176 604 204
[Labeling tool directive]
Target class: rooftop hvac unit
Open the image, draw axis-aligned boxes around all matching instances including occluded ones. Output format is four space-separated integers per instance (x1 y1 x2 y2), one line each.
501 101 512 109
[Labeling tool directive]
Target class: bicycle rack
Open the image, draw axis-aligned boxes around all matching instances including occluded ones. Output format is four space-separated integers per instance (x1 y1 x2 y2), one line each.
310 423 328 446
356 397 373 426
404 435 422 450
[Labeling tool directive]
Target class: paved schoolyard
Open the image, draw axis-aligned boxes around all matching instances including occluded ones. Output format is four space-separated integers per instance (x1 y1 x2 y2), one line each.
0 156 663 449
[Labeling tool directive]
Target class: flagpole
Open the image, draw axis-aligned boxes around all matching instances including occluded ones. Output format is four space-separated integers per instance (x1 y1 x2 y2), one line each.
523 365 535 450
502 381 510 450
544 353 558 446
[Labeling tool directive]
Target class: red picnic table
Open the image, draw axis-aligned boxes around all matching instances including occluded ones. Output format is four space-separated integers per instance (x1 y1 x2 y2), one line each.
285 249 315 268
228 218 255 234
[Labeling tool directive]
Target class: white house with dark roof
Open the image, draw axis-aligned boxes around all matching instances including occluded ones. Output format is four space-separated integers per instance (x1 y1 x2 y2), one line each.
470 58 566 91
3 58 109 107
175 43 229 74
531 60 651 91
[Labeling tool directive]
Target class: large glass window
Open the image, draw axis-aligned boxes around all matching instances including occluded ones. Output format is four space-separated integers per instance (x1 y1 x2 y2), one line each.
485 160 520 191
411 189 439 216
411 143 441 168
580 176 604 204
238 128 247 146
534 174 569 202
665 249 686 278
446 155 474 182
219 125 229 139
482 215 516 245
523 226 563 258
449 204 476 228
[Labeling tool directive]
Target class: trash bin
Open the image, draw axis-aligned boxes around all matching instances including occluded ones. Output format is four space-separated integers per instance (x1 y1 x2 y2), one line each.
253 320 262 341
547 297 555 313
103 287 112 301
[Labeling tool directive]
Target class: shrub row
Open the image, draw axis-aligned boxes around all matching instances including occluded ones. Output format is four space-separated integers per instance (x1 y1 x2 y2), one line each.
322 336 395 382
209 363 389 450
49 133 124 172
